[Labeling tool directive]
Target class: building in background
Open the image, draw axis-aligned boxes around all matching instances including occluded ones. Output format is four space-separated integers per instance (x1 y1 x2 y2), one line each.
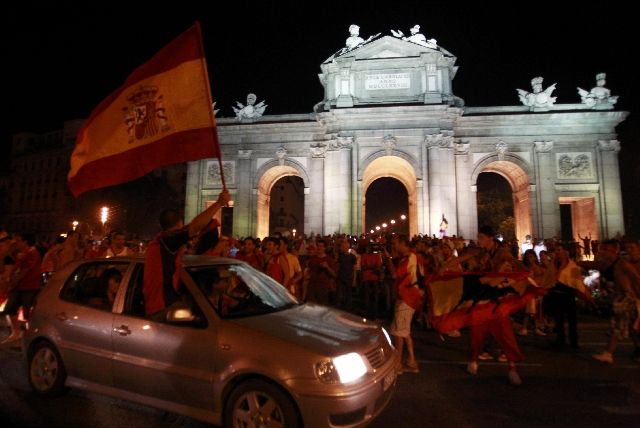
186 31 627 242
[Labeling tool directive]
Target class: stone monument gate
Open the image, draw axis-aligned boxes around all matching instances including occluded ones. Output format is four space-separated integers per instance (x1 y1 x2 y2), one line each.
186 30 627 242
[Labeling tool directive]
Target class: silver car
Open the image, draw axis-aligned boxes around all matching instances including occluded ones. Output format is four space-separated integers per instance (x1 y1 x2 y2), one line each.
23 256 397 427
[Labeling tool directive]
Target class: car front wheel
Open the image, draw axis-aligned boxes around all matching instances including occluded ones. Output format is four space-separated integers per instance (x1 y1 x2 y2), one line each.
225 379 300 428
28 341 67 396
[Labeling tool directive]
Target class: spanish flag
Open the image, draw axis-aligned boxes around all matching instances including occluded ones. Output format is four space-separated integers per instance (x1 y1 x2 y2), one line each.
68 22 219 197
426 272 542 334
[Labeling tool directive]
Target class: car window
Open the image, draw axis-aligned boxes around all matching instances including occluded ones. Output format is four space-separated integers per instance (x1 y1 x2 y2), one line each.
188 263 298 319
122 263 207 328
60 262 129 311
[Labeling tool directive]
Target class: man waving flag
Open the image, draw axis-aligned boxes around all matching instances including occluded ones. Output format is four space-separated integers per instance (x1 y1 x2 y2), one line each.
68 22 220 197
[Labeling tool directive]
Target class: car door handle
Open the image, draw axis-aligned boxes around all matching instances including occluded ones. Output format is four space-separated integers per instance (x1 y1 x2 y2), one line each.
55 312 68 321
113 325 131 336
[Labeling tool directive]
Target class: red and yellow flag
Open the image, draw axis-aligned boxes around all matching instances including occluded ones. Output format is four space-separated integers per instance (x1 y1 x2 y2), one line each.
68 22 219 197
426 272 542 334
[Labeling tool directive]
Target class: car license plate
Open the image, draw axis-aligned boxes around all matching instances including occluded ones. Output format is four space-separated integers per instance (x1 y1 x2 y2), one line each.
383 369 396 391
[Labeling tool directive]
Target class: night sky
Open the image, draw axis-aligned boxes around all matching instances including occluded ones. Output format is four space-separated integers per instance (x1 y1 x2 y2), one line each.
2 1 638 233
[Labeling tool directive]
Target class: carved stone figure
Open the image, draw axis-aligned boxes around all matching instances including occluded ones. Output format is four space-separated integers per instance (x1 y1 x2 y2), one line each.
517 77 557 110
391 25 437 48
345 24 365 51
232 93 267 122
577 73 618 110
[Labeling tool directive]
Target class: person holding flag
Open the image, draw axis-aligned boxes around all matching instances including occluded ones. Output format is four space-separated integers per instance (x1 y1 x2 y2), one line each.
66 22 230 320
428 226 537 385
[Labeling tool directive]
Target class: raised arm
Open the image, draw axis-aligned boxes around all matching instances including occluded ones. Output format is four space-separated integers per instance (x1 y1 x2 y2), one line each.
188 189 230 237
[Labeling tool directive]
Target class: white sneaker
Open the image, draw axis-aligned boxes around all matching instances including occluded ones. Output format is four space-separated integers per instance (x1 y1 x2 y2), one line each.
593 351 614 364
467 361 478 375
478 352 494 361
508 370 522 386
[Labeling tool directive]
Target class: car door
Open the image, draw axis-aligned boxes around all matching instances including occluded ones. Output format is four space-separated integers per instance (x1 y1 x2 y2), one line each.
54 260 131 386
111 263 218 411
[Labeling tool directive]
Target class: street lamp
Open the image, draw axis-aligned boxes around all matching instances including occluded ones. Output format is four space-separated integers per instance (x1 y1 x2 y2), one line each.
400 214 406 220
292 228 297 238
382 223 388 229
72 220 79 231
100 206 109 236
390 219 396 225
375 226 380 231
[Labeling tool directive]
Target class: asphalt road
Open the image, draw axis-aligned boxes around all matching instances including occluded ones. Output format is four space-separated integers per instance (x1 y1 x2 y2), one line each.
1 317 638 428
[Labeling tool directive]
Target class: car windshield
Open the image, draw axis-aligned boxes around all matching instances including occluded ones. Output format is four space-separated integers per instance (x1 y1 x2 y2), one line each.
187 263 298 318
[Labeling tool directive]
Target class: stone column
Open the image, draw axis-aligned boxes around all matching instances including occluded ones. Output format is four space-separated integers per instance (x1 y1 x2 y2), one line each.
534 141 559 239
454 142 475 239
184 160 203 223
234 150 253 237
426 133 456 235
597 140 625 237
323 136 353 234
307 144 327 235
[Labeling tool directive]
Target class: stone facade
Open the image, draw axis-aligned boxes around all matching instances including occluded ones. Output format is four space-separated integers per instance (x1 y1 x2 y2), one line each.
186 34 628 241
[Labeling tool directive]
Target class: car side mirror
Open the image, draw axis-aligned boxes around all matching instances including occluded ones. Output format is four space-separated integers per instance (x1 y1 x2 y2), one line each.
166 303 196 323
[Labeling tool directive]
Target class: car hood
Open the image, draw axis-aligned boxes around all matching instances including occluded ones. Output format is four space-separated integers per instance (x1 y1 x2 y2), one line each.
230 303 382 355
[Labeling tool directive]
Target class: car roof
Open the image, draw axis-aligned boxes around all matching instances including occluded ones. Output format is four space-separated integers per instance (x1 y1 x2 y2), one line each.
103 254 242 267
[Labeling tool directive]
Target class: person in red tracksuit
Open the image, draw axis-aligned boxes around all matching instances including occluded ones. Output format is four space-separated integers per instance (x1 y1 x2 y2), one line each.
465 226 525 386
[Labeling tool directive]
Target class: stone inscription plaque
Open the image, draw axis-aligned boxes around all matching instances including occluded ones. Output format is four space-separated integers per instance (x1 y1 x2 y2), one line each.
365 73 411 90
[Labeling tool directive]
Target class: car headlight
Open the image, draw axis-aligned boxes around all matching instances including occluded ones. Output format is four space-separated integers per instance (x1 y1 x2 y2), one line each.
315 352 367 384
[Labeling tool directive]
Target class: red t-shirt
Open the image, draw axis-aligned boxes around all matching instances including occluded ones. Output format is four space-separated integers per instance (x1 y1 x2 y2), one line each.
16 247 43 291
360 253 382 282
235 250 264 271
143 226 190 316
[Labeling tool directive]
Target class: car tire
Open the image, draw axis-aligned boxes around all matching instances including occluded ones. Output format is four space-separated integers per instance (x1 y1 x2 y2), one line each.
224 379 300 428
28 341 68 396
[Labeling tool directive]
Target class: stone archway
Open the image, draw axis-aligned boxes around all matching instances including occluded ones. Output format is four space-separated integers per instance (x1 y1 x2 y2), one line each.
256 165 304 239
473 159 532 244
361 156 418 236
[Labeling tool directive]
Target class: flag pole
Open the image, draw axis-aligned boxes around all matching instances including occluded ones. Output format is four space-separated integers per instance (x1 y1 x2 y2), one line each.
195 21 226 190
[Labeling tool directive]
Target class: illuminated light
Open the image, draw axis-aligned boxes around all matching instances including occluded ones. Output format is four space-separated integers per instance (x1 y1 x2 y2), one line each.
375 226 380 231
292 228 297 238
382 327 393 347
142 324 151 330
59 233 68 238
400 214 406 220
72 220 79 231
370 229 374 234
382 223 387 228
333 352 367 383
390 219 396 224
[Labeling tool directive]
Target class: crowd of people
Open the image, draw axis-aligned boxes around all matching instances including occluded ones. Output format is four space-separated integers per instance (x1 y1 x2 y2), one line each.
1 197 639 386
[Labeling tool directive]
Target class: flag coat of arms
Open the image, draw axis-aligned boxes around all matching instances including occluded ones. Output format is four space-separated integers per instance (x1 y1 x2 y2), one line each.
426 272 542 334
68 22 219 197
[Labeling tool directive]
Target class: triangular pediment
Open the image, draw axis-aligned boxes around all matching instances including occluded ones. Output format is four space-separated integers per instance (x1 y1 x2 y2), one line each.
325 35 450 63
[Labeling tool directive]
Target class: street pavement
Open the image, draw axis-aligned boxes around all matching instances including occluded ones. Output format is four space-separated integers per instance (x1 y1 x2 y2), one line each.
0 317 638 428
